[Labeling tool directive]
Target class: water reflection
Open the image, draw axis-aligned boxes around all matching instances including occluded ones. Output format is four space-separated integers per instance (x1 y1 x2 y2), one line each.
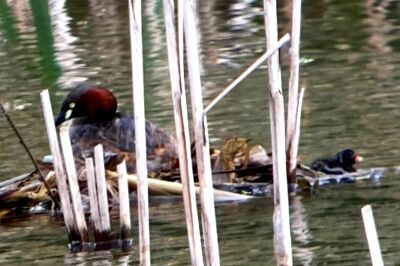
0 0 400 265
49 0 88 88
290 196 314 266
65 250 114 265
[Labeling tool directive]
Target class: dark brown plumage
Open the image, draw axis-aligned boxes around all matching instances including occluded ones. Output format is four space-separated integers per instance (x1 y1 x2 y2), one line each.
55 85 178 175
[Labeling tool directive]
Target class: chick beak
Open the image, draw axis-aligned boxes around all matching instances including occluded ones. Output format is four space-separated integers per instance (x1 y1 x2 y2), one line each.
354 155 363 163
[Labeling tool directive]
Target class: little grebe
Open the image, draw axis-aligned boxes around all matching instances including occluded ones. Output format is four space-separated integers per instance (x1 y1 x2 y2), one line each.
54 85 178 174
310 149 363 175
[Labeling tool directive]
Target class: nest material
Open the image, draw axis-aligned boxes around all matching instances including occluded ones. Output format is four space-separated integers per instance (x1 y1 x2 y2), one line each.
0 138 321 218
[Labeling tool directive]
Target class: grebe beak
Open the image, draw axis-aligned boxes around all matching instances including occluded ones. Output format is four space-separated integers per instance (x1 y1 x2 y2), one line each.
55 109 72 126
54 114 65 126
54 104 74 126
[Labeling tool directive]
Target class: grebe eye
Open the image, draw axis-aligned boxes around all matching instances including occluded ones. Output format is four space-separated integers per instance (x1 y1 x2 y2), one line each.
69 102 75 109
65 109 73 120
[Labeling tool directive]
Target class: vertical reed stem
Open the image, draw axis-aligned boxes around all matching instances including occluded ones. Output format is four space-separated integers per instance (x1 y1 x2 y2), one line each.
60 127 89 243
163 0 204 265
40 90 78 242
128 0 150 264
94 144 111 239
287 0 303 185
262 0 293 264
117 161 132 249
288 87 305 188
85 158 102 241
183 0 220 264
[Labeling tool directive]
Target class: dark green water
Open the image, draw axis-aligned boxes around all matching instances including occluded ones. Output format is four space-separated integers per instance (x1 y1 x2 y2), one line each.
1 0 400 264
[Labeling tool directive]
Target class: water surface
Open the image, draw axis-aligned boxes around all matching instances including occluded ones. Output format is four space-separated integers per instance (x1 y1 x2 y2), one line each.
1 0 400 265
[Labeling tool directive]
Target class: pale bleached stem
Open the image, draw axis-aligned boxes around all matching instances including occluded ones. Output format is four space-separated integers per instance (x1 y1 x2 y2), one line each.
40 90 77 242
94 144 111 236
128 0 150 264
85 158 102 240
362 205 384 266
60 127 89 242
184 0 220 264
286 0 303 185
163 0 204 265
204 34 290 114
117 161 132 243
263 0 293 264
288 87 305 185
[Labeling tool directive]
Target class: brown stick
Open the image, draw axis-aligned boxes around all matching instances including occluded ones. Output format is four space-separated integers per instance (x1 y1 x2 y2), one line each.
0 103 58 208
166 164 275 181
0 172 32 189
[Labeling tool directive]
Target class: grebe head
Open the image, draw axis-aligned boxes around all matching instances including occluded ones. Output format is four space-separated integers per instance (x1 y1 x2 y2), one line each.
55 85 118 126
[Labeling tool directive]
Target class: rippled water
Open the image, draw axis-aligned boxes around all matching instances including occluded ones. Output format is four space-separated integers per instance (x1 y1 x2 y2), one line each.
1 0 400 265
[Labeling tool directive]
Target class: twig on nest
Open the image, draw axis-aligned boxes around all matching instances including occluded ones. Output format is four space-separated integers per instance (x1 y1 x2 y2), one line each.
0 103 59 208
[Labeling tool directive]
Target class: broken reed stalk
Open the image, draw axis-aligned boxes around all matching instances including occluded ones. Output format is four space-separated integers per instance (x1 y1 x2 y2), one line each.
60 126 89 243
263 0 293 264
204 34 290 114
162 0 204 265
94 144 112 240
183 0 220 264
288 87 305 188
117 161 133 249
0 103 58 208
0 172 31 189
128 0 150 264
106 171 253 201
286 0 303 185
361 205 384 266
85 158 102 242
40 89 78 242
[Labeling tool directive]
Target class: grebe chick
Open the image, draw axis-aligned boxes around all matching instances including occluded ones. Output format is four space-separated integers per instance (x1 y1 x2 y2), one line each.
310 149 363 175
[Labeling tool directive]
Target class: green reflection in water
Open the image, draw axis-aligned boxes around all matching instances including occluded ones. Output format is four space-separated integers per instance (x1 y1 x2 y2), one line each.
0 1 19 44
29 0 61 89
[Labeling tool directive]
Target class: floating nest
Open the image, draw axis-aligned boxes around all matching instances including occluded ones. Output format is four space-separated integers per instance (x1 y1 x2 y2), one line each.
0 138 338 219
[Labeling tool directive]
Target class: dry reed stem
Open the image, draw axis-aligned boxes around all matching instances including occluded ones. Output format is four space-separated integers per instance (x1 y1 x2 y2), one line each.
362 205 384 266
94 145 111 236
183 0 221 264
117 161 131 242
262 0 293 264
163 0 204 264
128 0 150 264
286 0 303 185
204 34 290 114
40 90 77 242
60 127 89 242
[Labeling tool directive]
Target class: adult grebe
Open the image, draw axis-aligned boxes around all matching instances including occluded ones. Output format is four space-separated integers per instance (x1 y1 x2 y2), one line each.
54 85 178 174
